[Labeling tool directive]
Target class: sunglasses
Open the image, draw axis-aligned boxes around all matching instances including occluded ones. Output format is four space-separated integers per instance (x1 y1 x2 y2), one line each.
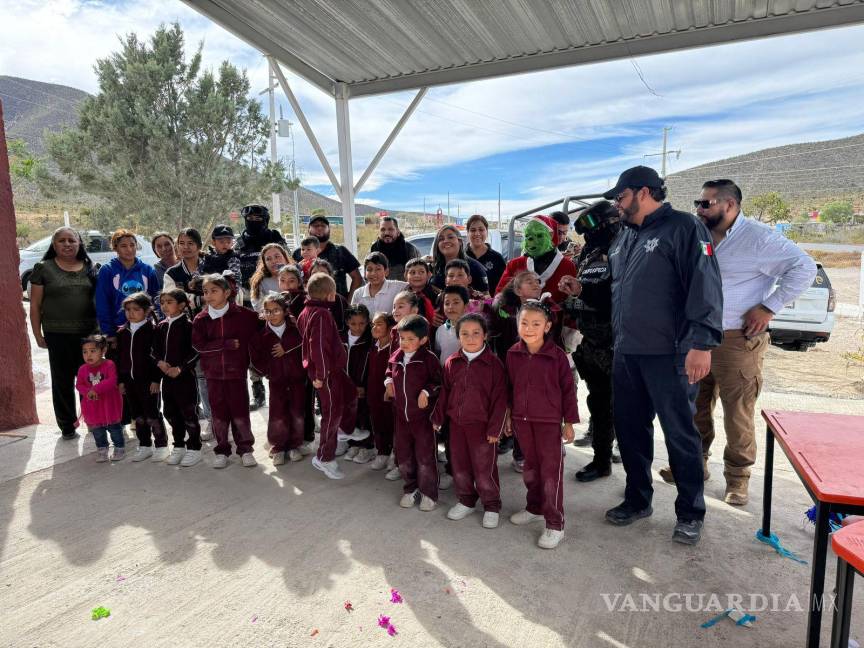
693 199 722 209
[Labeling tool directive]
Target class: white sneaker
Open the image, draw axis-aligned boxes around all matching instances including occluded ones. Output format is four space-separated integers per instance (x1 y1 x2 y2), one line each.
271 451 286 466
538 528 564 549
343 446 360 460
288 449 303 462
350 428 370 441
131 447 153 462
241 452 257 467
180 450 201 467
166 448 186 465
151 447 170 462
334 439 349 456
199 420 213 441
386 453 396 471
439 473 453 490
510 510 544 526
400 490 418 508
213 454 229 469
299 442 314 456
352 448 376 464
447 503 475 521
385 466 402 481
370 454 389 470
312 456 344 479
419 495 437 512
483 512 500 529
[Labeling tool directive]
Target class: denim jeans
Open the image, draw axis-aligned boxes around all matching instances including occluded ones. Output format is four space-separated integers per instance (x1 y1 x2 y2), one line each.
90 423 125 449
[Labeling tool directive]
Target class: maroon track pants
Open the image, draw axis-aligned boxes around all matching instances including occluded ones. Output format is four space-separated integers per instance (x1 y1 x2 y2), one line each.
368 398 394 457
395 416 438 500
163 373 201 450
207 378 254 457
267 379 305 453
315 369 357 463
513 420 565 530
450 423 501 512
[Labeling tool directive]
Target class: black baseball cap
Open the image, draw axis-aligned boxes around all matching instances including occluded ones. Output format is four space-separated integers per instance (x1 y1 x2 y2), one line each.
309 215 330 226
212 224 235 239
603 165 664 200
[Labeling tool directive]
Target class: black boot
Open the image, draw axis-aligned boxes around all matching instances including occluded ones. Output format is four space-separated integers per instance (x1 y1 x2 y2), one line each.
575 461 612 483
250 380 266 411
573 418 594 447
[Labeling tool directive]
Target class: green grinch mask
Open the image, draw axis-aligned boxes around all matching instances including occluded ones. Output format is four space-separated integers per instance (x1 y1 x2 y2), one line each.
522 220 554 258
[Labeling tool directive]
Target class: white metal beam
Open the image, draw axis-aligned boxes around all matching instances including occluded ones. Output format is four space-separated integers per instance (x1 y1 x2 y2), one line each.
354 87 427 195
335 83 358 255
269 57 341 197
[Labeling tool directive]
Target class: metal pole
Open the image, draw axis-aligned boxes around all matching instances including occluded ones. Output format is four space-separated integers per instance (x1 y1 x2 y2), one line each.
267 65 281 224
498 183 501 229
661 126 669 177
447 192 450 220
334 83 357 255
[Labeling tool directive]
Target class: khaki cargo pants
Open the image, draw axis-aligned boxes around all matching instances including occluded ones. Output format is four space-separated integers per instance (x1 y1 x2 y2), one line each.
694 330 768 480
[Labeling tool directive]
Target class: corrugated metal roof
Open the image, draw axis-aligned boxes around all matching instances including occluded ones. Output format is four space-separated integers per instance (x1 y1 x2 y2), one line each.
183 0 864 96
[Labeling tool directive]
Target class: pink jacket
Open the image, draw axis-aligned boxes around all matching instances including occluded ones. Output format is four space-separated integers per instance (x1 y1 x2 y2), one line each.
76 359 123 427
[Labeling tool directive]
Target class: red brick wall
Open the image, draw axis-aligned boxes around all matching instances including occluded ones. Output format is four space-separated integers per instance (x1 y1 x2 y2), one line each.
0 101 38 430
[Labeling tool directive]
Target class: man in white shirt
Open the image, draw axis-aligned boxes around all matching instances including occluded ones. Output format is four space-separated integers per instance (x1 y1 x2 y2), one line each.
350 252 407 316
659 179 816 505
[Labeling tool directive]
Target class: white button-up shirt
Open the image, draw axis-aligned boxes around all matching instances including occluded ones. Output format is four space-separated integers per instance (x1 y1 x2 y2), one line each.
714 212 816 330
350 279 407 315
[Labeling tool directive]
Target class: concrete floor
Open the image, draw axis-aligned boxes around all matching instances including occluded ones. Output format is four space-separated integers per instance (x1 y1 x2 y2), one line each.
2 377 863 648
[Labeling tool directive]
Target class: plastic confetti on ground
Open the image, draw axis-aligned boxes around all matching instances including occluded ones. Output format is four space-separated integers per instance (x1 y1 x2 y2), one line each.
387 623 398 637
115 576 126 582
250 614 258 623
91 606 111 621
390 589 403 604
344 601 354 613
378 615 391 629
310 628 319 637
444 587 452 595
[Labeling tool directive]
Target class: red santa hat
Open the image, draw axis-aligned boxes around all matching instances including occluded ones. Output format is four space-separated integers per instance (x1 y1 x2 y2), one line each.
529 214 560 247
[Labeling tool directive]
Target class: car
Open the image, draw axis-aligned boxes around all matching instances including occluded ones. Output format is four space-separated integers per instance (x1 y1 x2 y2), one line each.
18 231 159 292
769 263 835 351
406 229 522 260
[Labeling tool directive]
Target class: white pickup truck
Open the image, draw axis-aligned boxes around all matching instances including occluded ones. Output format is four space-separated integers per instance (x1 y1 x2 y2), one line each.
769 263 835 351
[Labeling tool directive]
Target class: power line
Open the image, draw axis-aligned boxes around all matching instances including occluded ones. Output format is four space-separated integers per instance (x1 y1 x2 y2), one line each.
672 141 864 173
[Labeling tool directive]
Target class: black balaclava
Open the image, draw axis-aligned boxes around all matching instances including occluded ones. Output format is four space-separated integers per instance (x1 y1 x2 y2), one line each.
241 204 270 236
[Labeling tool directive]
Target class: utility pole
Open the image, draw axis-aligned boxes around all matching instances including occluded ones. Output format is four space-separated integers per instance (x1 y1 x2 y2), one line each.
266 64 281 224
497 183 501 229
447 192 450 221
643 126 681 178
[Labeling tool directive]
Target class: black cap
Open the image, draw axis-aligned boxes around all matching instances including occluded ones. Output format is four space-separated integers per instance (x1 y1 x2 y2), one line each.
211 224 235 239
603 165 663 200
309 215 330 226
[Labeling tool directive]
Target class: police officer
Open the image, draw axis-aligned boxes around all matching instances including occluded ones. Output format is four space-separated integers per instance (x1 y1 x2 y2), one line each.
233 204 287 410
558 200 621 482
602 166 722 546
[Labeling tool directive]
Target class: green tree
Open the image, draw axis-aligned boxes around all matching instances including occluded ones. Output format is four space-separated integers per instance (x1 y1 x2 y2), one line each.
6 139 41 180
819 200 853 223
42 23 287 233
747 191 790 223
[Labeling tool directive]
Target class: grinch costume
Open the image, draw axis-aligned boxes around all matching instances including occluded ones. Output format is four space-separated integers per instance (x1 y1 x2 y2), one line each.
496 215 577 303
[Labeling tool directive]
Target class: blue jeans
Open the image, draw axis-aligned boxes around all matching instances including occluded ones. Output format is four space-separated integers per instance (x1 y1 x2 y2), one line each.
90 423 125 449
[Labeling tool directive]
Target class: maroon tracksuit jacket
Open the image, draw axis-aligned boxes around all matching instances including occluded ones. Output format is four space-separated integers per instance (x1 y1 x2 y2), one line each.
432 346 508 512
250 320 305 453
116 320 167 448
342 329 373 445
151 315 200 450
506 337 579 530
297 300 357 463
366 339 394 457
192 304 261 456
489 297 565 362
387 348 442 499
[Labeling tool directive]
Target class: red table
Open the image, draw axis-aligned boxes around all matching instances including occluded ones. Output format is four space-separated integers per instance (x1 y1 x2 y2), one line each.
760 410 864 648
830 522 864 648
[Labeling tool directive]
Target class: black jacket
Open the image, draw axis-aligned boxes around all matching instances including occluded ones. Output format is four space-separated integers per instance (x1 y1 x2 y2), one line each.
609 203 722 355
234 228 287 290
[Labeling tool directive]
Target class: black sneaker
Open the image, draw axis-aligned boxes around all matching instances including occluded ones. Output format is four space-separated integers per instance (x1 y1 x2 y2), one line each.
496 436 514 455
249 382 266 411
672 519 703 545
605 501 653 526
572 431 593 447
574 461 612 483
61 430 80 440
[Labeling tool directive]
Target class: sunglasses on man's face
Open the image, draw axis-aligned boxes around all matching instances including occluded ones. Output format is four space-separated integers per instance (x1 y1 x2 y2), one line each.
693 199 722 209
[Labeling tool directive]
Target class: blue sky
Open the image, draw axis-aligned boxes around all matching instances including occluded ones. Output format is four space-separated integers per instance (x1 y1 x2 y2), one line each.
3 0 864 217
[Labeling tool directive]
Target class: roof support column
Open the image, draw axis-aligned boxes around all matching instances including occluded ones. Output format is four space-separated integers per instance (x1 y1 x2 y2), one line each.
335 82 357 255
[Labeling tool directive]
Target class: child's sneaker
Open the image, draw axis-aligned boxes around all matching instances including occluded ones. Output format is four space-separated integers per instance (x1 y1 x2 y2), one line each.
352 448 376 464
350 428 370 441
270 451 286 466
312 456 344 480
200 420 213 441
538 528 564 549
213 454 229 469
439 473 453 490
335 439 349 456
447 503 475 520
385 467 402 481
400 490 418 508
180 450 201 467
151 447 170 462
299 442 314 456
95 448 109 463
419 495 437 512
241 452 257 467
510 510 544 526
482 512 500 529
166 448 186 465
370 454 389 471
343 446 360 461
110 448 125 461
386 453 396 471
288 449 304 462
511 458 525 473
131 446 153 462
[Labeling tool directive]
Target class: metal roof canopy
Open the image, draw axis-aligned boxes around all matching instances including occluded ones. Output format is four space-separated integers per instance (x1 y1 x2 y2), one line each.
181 0 864 253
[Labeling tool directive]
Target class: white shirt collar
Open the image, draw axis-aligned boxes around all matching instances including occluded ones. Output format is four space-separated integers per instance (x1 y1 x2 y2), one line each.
348 332 361 346
129 319 147 333
208 303 230 319
463 345 485 361
402 350 415 362
166 313 185 323
268 322 286 337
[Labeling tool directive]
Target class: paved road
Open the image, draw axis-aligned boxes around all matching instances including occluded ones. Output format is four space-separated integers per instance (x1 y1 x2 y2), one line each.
799 242 864 253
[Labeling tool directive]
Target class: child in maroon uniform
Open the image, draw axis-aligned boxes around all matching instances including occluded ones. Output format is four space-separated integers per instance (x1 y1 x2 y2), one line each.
297 272 358 480
433 314 508 528
310 258 348 333
192 274 261 469
390 290 421 352
342 304 375 463
152 289 201 467
250 293 307 466
405 258 439 325
385 315 442 512
116 292 168 463
506 300 578 549
367 312 396 474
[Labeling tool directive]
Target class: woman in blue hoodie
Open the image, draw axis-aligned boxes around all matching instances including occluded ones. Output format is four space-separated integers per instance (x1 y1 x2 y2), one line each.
95 229 161 343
